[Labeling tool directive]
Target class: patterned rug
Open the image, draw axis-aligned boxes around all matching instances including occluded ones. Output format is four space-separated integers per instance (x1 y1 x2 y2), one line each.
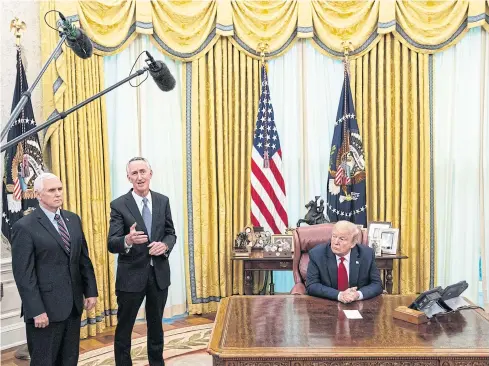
78 324 213 366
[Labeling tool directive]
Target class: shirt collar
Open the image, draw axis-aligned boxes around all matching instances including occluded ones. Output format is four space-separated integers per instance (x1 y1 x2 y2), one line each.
132 190 151 206
335 251 351 263
39 205 61 222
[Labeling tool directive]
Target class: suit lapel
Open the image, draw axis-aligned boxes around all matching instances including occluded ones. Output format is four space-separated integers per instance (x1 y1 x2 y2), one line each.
36 209 69 256
349 245 360 287
125 191 147 234
326 246 338 289
150 191 160 240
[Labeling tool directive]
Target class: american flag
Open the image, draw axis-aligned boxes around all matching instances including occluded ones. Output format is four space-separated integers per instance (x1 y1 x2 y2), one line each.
250 65 288 234
334 164 351 186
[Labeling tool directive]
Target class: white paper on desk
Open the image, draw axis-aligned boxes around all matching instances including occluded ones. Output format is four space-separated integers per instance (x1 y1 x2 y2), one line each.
343 310 363 319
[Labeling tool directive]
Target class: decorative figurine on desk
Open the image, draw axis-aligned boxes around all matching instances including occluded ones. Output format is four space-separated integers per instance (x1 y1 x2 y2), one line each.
296 196 330 227
234 227 254 257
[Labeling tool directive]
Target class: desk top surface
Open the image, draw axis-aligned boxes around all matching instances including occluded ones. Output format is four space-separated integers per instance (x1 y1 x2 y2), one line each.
208 295 489 358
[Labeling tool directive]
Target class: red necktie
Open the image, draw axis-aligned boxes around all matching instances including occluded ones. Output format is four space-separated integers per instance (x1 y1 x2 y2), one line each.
338 257 348 291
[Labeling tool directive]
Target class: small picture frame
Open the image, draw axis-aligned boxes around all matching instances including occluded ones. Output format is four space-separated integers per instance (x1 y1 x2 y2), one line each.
379 228 399 255
367 221 391 244
264 234 294 257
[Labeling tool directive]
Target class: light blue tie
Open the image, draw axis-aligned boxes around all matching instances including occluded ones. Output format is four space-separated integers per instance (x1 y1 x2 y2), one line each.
142 197 152 240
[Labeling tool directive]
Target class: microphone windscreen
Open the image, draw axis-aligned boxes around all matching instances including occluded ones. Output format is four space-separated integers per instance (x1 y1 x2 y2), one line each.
66 28 93 59
149 61 176 92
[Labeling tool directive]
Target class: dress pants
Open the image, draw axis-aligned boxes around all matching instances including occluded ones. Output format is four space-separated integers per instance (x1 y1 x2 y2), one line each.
26 305 82 366
114 266 169 366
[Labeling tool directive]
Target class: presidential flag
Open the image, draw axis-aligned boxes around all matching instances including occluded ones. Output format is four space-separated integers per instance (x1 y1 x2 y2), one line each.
326 68 367 226
250 65 288 234
2 48 45 247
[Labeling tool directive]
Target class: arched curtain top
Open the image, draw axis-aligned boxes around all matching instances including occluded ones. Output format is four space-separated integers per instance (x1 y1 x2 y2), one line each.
49 0 489 61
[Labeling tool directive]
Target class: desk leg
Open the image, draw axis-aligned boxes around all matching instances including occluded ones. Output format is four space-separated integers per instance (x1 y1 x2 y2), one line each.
231 260 234 295
244 269 253 295
269 271 275 295
386 269 393 294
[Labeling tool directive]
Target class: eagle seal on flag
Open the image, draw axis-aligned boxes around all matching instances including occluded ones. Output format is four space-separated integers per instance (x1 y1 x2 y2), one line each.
328 132 366 199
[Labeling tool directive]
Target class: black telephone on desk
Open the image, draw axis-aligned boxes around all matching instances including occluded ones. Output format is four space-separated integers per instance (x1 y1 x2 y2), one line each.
409 286 443 312
408 281 470 317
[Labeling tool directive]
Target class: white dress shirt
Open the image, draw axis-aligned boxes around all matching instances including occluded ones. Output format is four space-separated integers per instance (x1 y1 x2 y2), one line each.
125 191 153 265
131 190 152 215
335 250 364 300
39 205 68 236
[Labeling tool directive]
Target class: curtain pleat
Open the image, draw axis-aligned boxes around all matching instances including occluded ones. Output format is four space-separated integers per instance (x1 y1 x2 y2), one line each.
43 52 117 337
183 39 262 314
350 36 433 294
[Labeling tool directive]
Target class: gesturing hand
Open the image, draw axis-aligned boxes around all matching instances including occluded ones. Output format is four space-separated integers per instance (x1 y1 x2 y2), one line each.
148 242 169 256
125 223 148 245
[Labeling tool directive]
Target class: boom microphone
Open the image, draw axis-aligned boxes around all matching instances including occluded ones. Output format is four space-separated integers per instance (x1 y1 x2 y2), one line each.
145 51 176 92
58 12 93 59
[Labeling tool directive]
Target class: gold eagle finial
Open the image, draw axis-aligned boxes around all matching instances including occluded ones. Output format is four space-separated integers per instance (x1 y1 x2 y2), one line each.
10 17 26 46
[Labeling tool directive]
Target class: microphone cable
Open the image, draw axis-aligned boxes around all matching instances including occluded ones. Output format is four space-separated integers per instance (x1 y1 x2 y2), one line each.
128 51 149 88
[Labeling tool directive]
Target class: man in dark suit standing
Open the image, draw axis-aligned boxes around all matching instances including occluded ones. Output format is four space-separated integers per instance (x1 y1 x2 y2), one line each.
108 157 176 366
11 173 98 365
306 221 382 303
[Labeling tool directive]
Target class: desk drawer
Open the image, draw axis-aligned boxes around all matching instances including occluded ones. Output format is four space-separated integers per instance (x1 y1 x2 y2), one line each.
244 260 292 271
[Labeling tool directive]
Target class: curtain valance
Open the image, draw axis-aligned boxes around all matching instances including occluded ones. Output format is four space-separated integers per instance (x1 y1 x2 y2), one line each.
52 0 489 60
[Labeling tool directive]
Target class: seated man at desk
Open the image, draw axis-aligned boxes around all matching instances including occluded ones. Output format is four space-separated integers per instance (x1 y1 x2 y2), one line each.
306 221 382 303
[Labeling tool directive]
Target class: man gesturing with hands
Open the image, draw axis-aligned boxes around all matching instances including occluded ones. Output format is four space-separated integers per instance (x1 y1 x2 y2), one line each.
108 157 176 366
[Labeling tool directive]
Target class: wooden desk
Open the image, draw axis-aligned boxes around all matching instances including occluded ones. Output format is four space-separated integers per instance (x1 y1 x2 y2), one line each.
232 257 293 295
375 253 408 294
232 254 408 295
208 295 489 365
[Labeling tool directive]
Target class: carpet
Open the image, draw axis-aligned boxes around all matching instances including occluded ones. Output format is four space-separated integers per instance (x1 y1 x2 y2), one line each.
78 324 213 366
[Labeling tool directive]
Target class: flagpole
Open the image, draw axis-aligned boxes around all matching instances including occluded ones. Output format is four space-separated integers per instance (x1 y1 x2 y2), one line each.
257 42 270 168
1 67 148 153
1 34 67 143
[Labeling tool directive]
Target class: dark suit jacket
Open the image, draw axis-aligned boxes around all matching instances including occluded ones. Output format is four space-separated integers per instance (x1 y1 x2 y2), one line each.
306 243 383 301
11 208 98 322
108 190 176 292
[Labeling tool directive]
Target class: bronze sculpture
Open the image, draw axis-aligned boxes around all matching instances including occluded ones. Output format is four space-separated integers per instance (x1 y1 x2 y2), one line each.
296 196 329 227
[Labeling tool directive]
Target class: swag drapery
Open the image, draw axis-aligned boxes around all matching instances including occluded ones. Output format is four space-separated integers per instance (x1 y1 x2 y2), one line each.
39 1 489 319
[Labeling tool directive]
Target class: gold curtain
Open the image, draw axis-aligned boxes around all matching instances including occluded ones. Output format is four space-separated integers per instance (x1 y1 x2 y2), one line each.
182 38 261 314
40 1 117 338
349 35 433 294
49 0 488 59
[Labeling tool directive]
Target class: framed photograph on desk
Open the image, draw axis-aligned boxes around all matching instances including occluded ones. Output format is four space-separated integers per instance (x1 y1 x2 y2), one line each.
264 235 294 257
367 221 391 243
380 228 399 255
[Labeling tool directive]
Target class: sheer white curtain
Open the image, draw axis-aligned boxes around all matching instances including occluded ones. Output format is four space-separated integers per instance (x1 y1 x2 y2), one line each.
267 41 344 292
434 28 489 305
104 36 187 318
482 31 489 310
267 42 301 292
